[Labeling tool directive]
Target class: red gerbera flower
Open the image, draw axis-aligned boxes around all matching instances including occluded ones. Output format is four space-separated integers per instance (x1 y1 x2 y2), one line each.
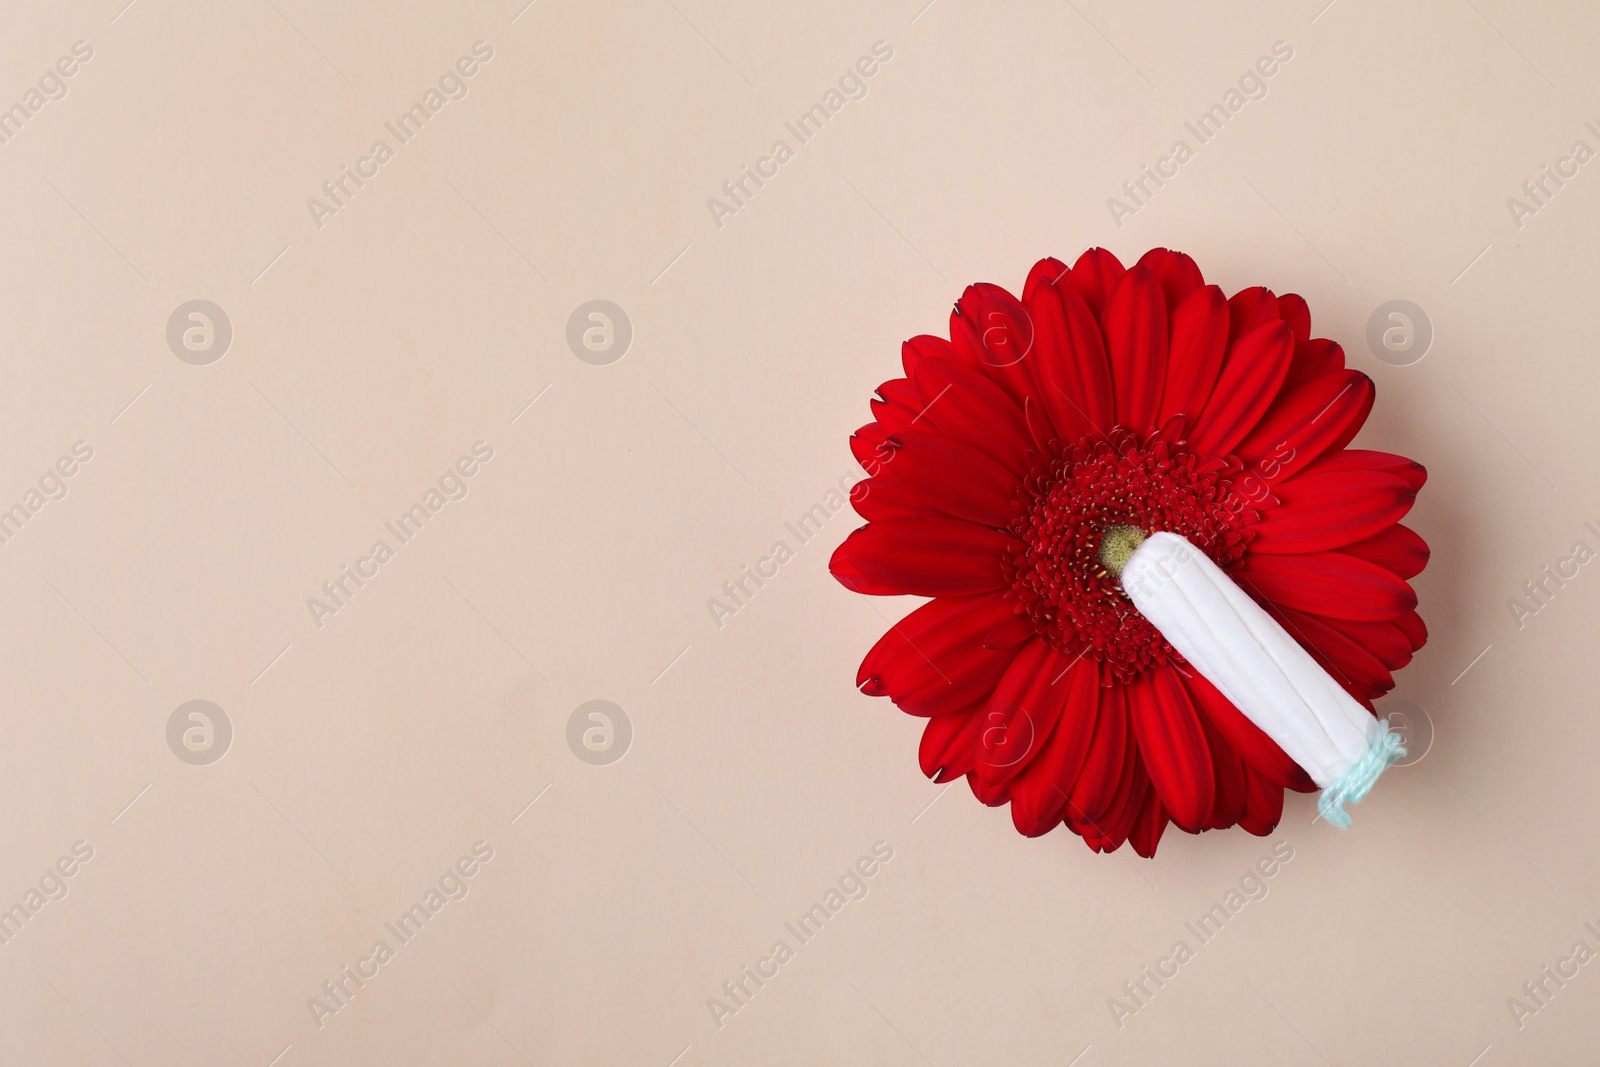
830 247 1429 857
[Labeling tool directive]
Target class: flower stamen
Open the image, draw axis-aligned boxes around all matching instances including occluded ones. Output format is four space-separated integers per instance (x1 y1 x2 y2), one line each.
1096 524 1147 578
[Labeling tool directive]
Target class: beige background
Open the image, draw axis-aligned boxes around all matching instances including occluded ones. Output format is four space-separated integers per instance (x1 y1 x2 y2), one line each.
0 0 1597 1063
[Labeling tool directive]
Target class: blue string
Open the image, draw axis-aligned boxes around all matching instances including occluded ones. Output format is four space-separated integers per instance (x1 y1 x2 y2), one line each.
1317 718 1406 829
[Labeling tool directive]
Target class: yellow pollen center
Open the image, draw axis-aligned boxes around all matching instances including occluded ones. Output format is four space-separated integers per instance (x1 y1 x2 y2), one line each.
1096 524 1148 578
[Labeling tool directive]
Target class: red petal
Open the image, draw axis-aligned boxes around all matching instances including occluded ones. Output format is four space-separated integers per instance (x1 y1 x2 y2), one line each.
1054 278 1117 436
975 640 1057 784
1070 247 1125 317
1228 286 1279 343
1135 248 1205 312
830 519 1013 597
1126 668 1214 832
856 595 1022 716
1068 682 1127 823
1301 448 1427 492
909 356 1035 474
1199 711 1247 830
1281 338 1344 391
1237 766 1286 836
1008 654 1100 834
1022 256 1071 305
918 706 986 781
1394 609 1429 652
850 474 941 521
951 284 1038 409
1341 523 1430 580
1234 371 1375 486
1072 741 1146 852
1182 670 1314 791
1277 293 1311 344
983 607 1037 649
850 423 894 476
1235 550 1417 622
1024 396 1055 453
1126 786 1170 858
1102 265 1169 431
879 429 1020 526
1251 470 1416 553
1024 277 1099 442
1312 614 1415 673
1190 320 1295 457
967 769 1011 807
1156 285 1229 428
900 335 956 379
871 378 922 433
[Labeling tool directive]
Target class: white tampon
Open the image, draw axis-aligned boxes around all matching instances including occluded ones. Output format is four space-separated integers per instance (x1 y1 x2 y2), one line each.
1103 528 1404 828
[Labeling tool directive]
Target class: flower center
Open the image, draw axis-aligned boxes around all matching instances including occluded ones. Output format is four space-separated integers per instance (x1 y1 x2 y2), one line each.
1006 428 1255 681
1095 523 1147 578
